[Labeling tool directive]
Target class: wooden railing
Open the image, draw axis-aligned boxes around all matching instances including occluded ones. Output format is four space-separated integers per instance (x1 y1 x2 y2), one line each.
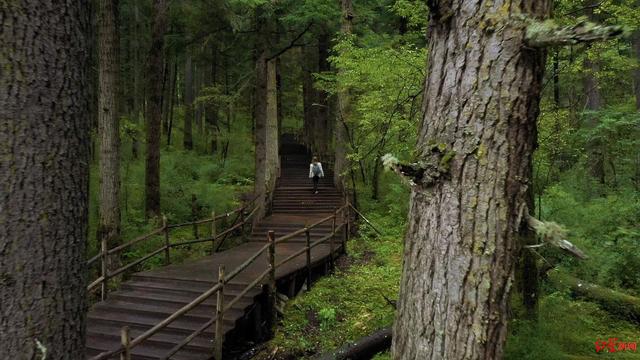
89 203 356 360
86 197 260 301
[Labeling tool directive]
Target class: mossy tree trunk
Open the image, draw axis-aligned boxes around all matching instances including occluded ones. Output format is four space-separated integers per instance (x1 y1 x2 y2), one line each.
98 0 122 259
0 1 91 357
145 0 168 219
335 0 354 192
392 1 550 359
184 52 194 150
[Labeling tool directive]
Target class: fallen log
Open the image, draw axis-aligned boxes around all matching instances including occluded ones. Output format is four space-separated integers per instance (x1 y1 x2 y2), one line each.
312 327 392 360
548 270 640 323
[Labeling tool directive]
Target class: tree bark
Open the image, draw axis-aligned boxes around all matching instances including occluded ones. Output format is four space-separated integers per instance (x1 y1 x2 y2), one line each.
206 44 219 154
98 0 122 256
334 0 354 192
254 5 269 217
316 30 331 158
583 0 605 184
632 28 640 110
0 1 91 357
392 2 551 359
145 0 168 219
131 0 142 159
184 52 194 150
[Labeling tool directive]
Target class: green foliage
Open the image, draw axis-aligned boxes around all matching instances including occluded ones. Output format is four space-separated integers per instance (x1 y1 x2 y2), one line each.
506 293 640 359
271 231 402 358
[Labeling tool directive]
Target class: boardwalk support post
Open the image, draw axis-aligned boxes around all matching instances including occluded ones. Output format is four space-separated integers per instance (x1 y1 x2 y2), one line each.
192 194 199 240
215 265 225 360
211 211 216 252
267 230 277 333
101 236 108 301
240 209 247 242
305 229 312 289
120 326 131 360
162 215 170 265
343 206 349 255
330 209 337 270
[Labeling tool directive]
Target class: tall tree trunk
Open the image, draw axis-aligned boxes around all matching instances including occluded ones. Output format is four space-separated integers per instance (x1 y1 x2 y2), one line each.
145 0 168 219
302 44 316 153
553 49 560 108
167 59 177 146
583 1 605 184
98 0 122 259
253 6 278 218
633 27 640 110
184 53 194 150
316 30 331 158
206 44 219 154
0 1 91 357
254 7 269 216
335 0 354 191
391 2 550 359
131 0 142 159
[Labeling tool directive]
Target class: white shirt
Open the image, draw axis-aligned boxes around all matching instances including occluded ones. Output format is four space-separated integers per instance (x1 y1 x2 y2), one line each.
309 162 325 178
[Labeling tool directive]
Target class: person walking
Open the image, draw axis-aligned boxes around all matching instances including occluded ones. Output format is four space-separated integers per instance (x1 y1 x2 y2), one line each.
309 156 325 194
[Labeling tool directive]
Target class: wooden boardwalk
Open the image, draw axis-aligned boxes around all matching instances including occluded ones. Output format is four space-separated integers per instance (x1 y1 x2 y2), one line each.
86 154 345 360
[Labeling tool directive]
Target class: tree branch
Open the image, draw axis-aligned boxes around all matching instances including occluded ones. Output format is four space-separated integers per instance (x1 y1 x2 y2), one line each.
525 19 626 47
266 21 314 62
525 214 588 259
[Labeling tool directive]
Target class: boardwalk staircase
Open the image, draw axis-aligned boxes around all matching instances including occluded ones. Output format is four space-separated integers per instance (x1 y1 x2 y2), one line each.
85 139 352 360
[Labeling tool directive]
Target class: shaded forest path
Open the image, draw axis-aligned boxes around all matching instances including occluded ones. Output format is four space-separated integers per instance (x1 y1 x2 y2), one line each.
86 141 346 360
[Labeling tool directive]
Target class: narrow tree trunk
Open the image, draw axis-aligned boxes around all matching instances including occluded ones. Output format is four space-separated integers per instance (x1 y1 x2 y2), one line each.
184 53 194 150
0 1 91 357
145 0 168 219
583 1 605 184
131 0 142 159
632 27 640 110
206 44 219 154
302 44 316 153
334 0 354 191
317 31 331 158
167 58 177 146
392 2 551 359
254 6 269 216
266 59 280 188
98 0 122 259
553 49 560 108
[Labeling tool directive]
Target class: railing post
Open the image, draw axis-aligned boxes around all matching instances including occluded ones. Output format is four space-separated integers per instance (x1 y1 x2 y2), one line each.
215 265 225 360
343 206 349 256
163 215 170 265
120 326 131 360
267 230 277 332
240 209 246 242
305 229 312 289
211 211 216 253
330 209 337 270
100 235 108 301
192 194 199 240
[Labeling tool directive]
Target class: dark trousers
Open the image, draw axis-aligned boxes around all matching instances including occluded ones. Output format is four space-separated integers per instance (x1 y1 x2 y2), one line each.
312 176 319 192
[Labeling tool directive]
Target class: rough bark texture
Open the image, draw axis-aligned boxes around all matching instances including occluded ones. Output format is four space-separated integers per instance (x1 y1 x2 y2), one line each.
334 0 354 191
253 5 271 218
266 59 280 190
633 28 640 110
392 1 550 359
145 0 168 218
184 53 194 150
0 1 91 358
98 0 122 252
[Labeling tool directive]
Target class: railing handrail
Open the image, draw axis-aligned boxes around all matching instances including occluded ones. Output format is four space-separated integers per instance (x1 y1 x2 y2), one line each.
87 195 261 294
90 200 356 360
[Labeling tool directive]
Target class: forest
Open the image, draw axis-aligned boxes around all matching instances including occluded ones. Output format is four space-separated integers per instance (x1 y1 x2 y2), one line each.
1 0 639 359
